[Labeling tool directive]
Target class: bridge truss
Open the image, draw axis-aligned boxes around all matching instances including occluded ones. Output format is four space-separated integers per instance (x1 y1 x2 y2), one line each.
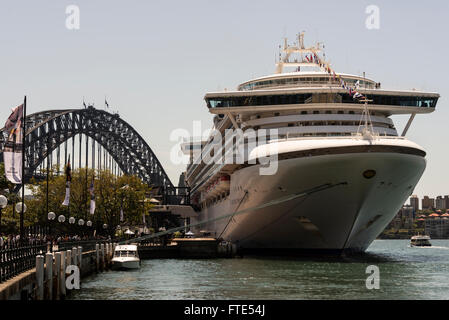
1 107 175 194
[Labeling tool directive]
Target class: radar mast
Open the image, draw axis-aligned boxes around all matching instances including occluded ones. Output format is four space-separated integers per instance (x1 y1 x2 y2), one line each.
275 32 329 74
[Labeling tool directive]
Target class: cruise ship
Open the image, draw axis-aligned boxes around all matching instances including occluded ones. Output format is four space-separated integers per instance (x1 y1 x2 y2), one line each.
180 33 439 254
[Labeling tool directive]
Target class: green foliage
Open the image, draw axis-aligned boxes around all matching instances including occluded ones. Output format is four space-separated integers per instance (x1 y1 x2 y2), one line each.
26 167 152 234
172 231 182 238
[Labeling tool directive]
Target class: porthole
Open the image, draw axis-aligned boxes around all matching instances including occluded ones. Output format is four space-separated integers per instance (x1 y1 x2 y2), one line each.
363 169 376 179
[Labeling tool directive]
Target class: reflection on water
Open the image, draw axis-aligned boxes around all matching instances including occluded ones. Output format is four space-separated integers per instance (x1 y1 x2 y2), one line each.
69 240 449 300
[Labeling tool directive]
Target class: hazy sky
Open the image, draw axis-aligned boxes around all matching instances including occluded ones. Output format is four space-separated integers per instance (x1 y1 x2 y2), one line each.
0 0 448 199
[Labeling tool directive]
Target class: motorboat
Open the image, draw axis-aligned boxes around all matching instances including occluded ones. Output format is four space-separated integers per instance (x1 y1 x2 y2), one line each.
111 244 141 269
410 234 431 247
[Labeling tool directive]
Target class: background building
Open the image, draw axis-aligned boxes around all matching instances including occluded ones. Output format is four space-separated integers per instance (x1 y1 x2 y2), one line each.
422 196 435 211
400 205 415 229
410 195 419 211
444 195 449 210
425 214 449 238
436 196 446 210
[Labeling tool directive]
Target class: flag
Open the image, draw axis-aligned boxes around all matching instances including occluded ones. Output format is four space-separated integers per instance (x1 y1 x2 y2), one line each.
353 92 364 99
83 101 87 108
105 99 109 108
3 104 24 184
62 157 71 206
89 176 95 214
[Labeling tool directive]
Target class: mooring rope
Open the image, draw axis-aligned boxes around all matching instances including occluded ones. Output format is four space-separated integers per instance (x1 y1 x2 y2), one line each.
217 190 249 240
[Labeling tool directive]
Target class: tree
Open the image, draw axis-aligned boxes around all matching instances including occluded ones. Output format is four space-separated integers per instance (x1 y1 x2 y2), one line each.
26 166 153 236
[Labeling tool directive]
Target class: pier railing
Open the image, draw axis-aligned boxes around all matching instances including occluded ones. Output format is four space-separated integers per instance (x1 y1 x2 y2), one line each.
0 241 47 283
56 239 111 252
0 238 124 284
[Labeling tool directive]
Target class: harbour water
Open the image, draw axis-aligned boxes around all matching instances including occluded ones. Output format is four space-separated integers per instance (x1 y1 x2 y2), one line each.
69 240 449 300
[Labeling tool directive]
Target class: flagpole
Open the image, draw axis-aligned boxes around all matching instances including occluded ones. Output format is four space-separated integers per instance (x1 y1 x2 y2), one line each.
20 95 26 243
46 132 49 218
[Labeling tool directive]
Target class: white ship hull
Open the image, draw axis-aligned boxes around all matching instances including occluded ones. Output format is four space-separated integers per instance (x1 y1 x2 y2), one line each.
111 258 140 270
192 140 426 254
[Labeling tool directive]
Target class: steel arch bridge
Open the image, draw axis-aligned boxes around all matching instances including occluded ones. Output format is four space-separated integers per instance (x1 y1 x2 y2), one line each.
1 106 174 193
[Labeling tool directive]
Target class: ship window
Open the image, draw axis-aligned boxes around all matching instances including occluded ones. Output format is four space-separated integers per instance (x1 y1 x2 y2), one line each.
325 110 332 114
313 111 320 114
337 111 344 114
301 111 307 114
206 93 438 109
349 111 355 114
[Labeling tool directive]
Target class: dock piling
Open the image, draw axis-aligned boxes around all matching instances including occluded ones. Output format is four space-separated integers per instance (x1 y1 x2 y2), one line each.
78 246 82 272
72 247 78 267
54 252 61 300
66 250 72 268
100 244 105 270
95 244 99 271
35 255 44 300
45 253 53 300
60 251 66 297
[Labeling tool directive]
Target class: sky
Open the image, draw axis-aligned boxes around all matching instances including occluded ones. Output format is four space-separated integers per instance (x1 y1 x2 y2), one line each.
0 0 448 200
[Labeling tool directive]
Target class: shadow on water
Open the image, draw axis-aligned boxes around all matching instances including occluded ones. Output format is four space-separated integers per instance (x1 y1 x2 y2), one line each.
237 252 396 264
239 239 449 264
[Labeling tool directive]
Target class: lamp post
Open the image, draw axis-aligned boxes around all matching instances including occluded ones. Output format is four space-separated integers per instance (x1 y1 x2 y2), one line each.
103 223 108 237
0 195 7 235
47 211 56 232
47 212 56 252
78 219 85 238
86 220 92 239
58 215 65 240
69 216 75 237
15 202 26 241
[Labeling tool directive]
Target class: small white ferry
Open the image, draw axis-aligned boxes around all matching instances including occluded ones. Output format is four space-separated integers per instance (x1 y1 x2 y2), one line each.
410 235 431 247
111 244 141 269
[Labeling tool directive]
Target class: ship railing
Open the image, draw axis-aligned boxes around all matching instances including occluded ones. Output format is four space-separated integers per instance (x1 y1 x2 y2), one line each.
240 82 376 91
273 132 404 143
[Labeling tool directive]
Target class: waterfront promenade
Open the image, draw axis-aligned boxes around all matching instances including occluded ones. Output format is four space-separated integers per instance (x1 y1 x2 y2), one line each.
0 238 115 300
